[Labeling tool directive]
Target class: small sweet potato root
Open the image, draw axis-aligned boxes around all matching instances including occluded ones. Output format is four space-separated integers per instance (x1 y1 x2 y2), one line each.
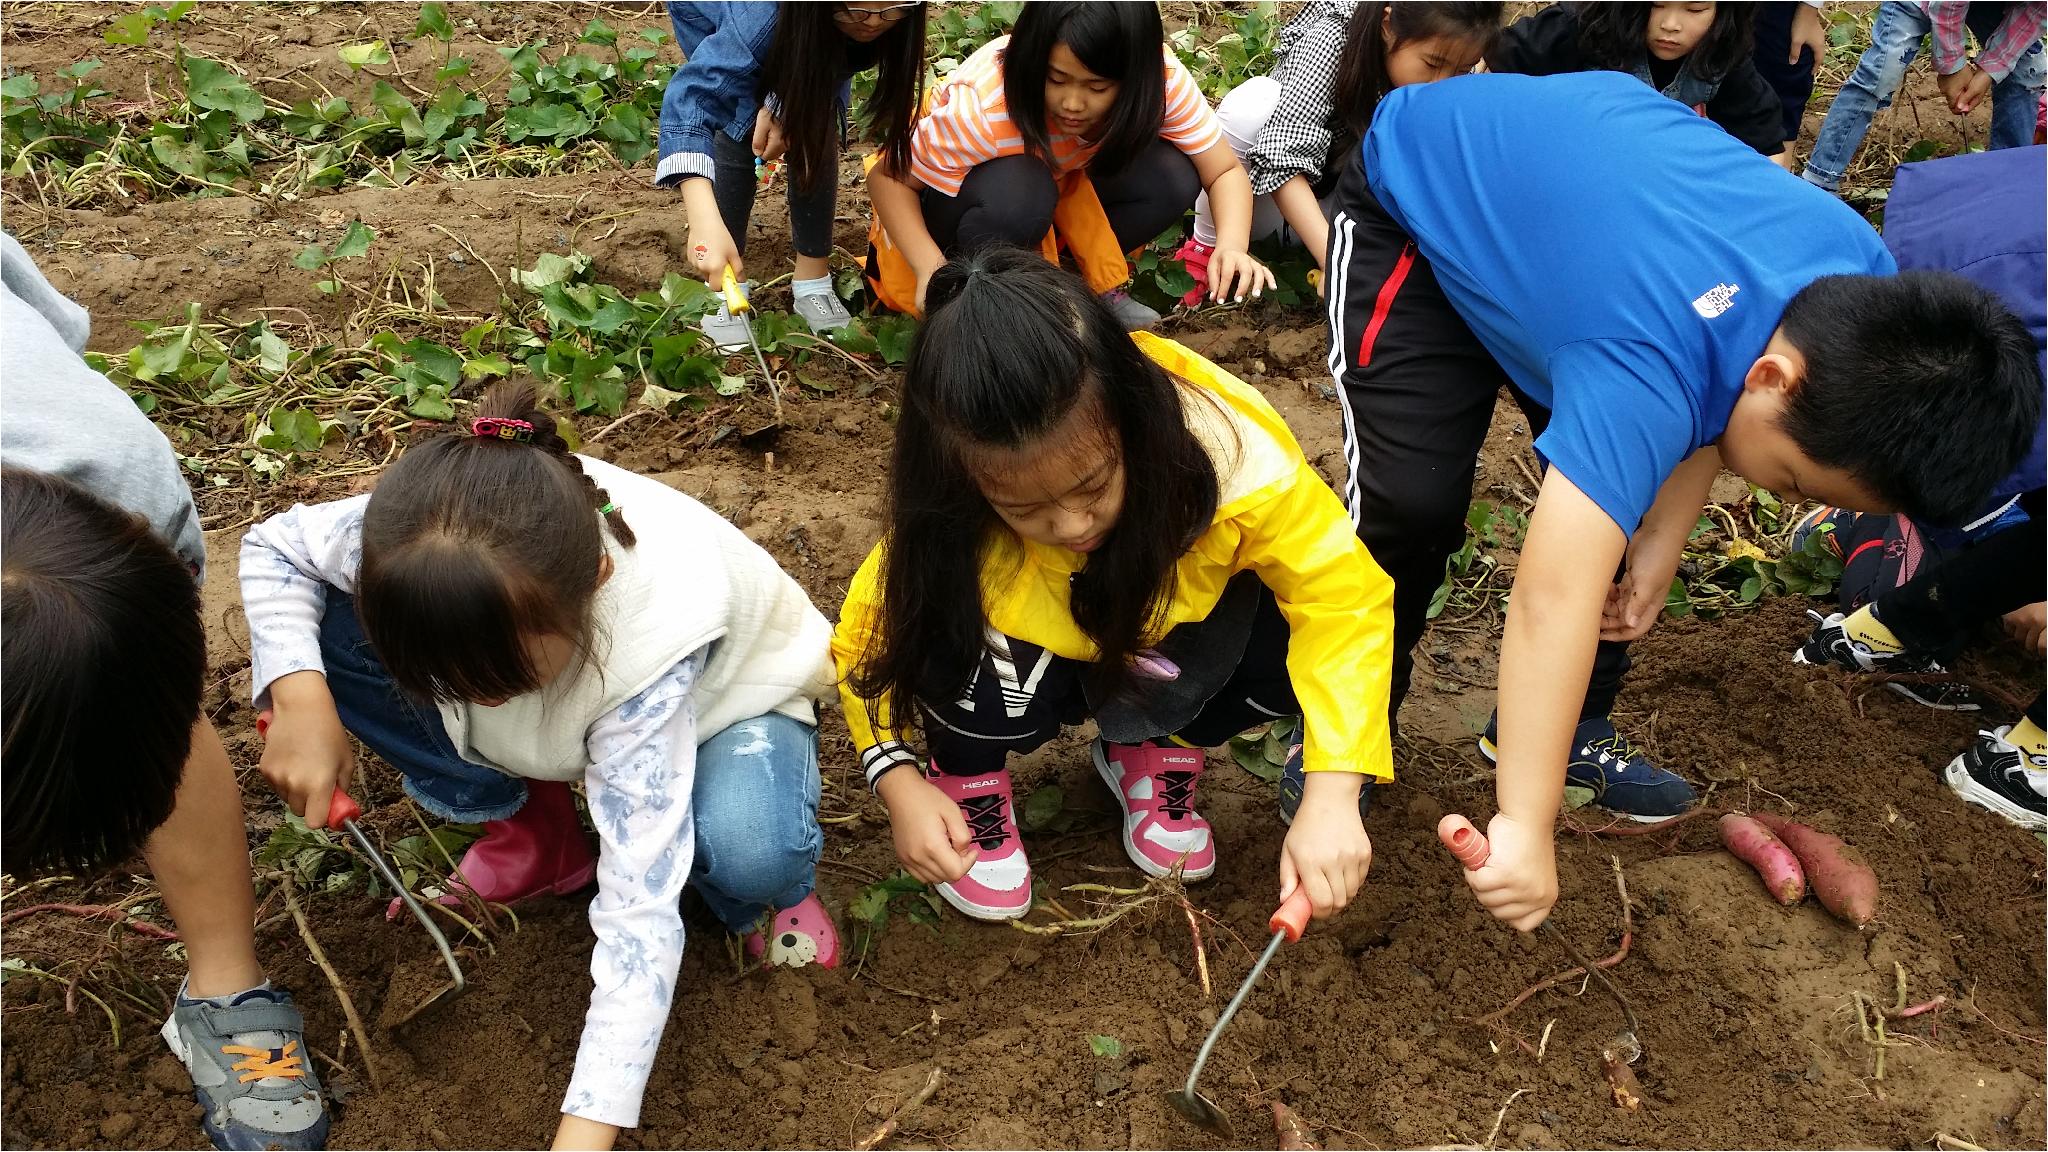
1272 1102 1319 1151
1718 813 1806 904
1751 811 1879 927
1601 1046 1645 1110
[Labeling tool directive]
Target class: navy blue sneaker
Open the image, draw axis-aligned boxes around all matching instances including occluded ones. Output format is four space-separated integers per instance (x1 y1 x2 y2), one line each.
1277 741 1374 826
1478 714 1697 822
160 984 330 1150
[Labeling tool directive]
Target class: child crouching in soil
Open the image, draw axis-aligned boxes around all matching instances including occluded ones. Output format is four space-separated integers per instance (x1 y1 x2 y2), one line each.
834 247 1394 925
2 232 330 1152
241 380 838 1150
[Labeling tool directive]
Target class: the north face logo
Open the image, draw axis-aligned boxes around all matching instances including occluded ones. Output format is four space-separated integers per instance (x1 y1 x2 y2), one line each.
1692 282 1740 318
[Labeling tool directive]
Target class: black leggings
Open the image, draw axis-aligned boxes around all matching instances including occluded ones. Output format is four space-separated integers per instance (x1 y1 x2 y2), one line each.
922 585 1298 777
918 138 1203 261
713 132 837 260
1879 489 2047 727
1325 156 1630 728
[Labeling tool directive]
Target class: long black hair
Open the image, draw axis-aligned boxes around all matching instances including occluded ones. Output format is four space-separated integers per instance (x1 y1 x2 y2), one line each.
1332 2 1504 146
1573 2 1752 80
851 247 1220 713
760 2 928 194
1004 1 1166 181
2 466 203 877
357 379 635 705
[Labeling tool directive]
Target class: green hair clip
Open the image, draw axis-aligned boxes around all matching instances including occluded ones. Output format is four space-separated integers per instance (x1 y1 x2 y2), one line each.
598 502 618 516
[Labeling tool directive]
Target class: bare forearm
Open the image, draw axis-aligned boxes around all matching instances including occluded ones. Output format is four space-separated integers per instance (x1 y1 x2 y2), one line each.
869 166 943 275
553 1114 620 1150
1494 589 1598 825
1270 175 1327 266
678 177 723 234
1496 473 1628 824
1203 165 1255 251
1646 445 1721 538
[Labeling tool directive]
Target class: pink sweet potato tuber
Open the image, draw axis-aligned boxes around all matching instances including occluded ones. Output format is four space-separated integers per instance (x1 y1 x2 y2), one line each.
1718 813 1806 904
1750 811 1879 927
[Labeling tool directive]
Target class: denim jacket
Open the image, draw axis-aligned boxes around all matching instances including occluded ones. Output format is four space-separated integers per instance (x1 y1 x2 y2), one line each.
657 2 858 188
657 2 780 186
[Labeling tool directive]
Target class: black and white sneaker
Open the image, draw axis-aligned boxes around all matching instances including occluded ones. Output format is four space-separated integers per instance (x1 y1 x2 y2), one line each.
1792 609 1979 711
1944 725 2048 832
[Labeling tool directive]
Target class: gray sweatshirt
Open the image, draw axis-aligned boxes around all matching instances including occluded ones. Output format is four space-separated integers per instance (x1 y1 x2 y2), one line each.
1 232 206 579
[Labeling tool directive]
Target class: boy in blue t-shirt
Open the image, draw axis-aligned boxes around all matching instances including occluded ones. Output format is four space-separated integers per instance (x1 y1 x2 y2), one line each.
1325 72 2040 932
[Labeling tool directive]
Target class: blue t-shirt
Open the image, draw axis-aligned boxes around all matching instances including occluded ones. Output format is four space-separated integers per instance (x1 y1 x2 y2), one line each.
1361 72 1895 534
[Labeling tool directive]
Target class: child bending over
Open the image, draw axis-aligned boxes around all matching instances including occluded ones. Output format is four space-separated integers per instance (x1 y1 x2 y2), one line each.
659 1 926 334
1179 2 1502 304
242 381 839 1150
1324 73 2039 930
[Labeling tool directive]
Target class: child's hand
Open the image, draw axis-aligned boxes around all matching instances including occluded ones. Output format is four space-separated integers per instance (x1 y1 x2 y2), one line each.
1206 246 1277 304
750 106 787 164
1788 1 1827 65
876 767 977 884
689 223 743 288
1459 812 1558 931
2003 602 2046 657
1956 65 1993 114
259 671 355 829
1601 524 1686 642
1937 64 1991 115
1277 773 1372 918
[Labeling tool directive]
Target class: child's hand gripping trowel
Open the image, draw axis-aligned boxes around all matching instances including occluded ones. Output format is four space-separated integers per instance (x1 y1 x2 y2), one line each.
255 711 466 1027
1438 813 1645 1098
700 266 776 385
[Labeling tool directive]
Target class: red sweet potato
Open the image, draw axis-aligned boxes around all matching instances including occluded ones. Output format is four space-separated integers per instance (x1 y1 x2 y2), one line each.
1751 811 1879 927
1718 813 1806 904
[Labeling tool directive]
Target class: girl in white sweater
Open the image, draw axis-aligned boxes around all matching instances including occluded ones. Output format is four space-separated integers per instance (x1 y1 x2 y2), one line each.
241 379 838 1150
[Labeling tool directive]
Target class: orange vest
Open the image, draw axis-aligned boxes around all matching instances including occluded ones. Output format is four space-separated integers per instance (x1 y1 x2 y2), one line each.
863 153 1134 316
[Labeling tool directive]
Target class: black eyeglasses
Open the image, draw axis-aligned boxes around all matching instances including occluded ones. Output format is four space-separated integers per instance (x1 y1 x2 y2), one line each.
833 2 919 26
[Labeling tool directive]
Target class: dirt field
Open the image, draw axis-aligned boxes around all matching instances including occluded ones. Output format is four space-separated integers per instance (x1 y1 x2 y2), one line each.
3 4 2042 1150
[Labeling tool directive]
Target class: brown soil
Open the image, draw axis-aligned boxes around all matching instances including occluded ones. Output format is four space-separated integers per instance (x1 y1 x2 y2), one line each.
3 5 2041 1150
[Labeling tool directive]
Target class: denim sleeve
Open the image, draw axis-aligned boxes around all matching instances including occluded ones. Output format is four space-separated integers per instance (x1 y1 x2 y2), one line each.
656 2 779 186
561 651 706 1130
239 495 370 707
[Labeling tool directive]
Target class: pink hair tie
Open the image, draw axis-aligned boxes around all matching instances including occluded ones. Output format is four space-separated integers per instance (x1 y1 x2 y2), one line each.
471 416 534 442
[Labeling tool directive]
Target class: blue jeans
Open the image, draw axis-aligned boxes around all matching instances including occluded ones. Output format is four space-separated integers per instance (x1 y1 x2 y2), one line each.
1803 2 2047 191
319 591 822 931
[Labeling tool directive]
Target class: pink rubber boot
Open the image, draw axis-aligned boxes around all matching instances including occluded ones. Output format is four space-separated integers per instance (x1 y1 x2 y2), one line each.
1093 739 1216 880
744 893 843 969
389 780 596 918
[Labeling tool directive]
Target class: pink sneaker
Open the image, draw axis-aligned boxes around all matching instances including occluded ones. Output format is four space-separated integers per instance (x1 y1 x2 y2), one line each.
745 893 842 969
1171 237 1213 307
1092 739 1216 880
925 762 1033 921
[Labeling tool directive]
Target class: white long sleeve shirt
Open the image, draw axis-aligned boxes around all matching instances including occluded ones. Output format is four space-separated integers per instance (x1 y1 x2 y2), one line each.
240 499 703 1128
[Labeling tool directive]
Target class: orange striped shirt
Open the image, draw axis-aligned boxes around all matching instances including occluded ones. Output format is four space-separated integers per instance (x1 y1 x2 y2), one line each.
910 35 1225 197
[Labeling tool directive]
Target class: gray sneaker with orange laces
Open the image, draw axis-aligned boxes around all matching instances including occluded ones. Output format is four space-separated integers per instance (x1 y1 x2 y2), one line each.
160 983 330 1150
